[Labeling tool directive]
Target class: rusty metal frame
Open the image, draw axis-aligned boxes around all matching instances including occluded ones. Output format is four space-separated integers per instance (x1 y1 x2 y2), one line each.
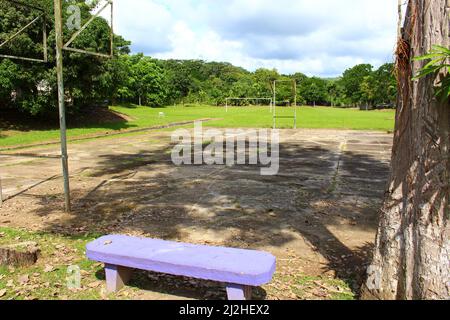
0 0 48 63
63 0 114 58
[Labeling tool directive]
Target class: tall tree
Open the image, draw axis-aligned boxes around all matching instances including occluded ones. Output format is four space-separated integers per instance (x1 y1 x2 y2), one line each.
129 55 166 106
298 77 328 106
360 75 377 108
373 63 397 105
362 0 449 299
340 64 373 106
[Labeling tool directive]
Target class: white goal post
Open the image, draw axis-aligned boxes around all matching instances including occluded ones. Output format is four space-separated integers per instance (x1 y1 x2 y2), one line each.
225 97 273 113
272 80 298 129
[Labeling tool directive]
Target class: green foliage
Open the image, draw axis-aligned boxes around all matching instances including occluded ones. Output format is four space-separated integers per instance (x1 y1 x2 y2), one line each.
339 64 373 105
128 55 167 106
373 63 397 104
337 63 397 107
413 45 450 99
298 77 328 105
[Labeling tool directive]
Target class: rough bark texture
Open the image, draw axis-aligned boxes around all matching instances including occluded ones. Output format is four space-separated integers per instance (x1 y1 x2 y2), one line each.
0 242 40 267
362 0 449 300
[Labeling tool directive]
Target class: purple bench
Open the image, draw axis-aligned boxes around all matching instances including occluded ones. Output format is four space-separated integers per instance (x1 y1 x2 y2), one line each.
86 235 276 300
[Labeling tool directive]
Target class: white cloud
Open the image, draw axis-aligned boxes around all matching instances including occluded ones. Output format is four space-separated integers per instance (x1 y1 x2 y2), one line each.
104 0 399 77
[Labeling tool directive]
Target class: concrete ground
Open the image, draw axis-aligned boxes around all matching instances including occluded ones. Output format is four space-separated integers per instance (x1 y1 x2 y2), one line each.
0 128 393 299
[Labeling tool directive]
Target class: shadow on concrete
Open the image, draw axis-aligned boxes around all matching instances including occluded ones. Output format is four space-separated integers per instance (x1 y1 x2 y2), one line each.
31 138 391 299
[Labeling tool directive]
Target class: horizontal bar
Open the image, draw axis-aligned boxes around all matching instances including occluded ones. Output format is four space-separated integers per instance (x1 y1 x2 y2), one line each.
62 47 112 58
0 54 46 63
273 116 296 119
226 98 272 100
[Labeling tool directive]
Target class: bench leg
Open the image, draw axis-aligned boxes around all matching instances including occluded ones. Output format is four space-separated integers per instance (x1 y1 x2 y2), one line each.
104 264 133 293
226 284 252 300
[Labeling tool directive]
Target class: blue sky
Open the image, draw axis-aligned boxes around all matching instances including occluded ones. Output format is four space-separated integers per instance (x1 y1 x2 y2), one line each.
108 0 399 77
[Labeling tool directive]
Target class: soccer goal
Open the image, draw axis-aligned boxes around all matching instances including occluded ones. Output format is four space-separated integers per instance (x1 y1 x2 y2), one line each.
225 97 273 113
272 80 298 129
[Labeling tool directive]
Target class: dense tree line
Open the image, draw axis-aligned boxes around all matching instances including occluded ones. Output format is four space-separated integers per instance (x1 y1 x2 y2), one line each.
112 57 396 109
0 0 397 119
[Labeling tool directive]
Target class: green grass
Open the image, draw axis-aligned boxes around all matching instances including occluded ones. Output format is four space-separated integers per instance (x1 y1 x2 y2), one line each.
0 227 104 300
0 104 395 148
291 274 355 300
270 272 355 300
0 227 170 300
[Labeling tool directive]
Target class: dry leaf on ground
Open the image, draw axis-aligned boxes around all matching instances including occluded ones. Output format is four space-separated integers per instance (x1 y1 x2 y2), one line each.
43 265 54 273
18 274 29 285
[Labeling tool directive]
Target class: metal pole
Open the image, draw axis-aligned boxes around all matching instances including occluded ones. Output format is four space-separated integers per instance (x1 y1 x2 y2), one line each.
273 81 276 129
294 80 297 129
43 13 47 62
110 0 114 57
54 0 71 212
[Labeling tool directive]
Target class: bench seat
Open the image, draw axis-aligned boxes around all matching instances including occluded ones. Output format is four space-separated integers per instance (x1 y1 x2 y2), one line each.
86 235 276 300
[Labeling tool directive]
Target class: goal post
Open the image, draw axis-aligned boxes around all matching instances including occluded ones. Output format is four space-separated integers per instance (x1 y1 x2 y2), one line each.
0 0 114 212
272 80 298 129
225 97 273 113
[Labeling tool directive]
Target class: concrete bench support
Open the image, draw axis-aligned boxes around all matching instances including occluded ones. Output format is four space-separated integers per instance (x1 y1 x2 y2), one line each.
226 284 253 300
105 264 133 293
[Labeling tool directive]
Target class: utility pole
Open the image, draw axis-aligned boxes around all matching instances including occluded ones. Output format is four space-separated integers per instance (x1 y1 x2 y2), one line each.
54 0 71 212
293 80 297 129
272 81 276 129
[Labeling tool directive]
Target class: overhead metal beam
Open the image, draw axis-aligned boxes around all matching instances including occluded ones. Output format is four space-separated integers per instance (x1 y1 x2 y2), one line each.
63 46 113 59
0 54 46 63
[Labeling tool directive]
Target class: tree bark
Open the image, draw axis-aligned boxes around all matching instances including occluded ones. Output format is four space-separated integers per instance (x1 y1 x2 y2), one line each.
0 242 40 267
362 0 449 300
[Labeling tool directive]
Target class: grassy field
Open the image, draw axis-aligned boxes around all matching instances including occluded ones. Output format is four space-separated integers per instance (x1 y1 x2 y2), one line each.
0 104 395 148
